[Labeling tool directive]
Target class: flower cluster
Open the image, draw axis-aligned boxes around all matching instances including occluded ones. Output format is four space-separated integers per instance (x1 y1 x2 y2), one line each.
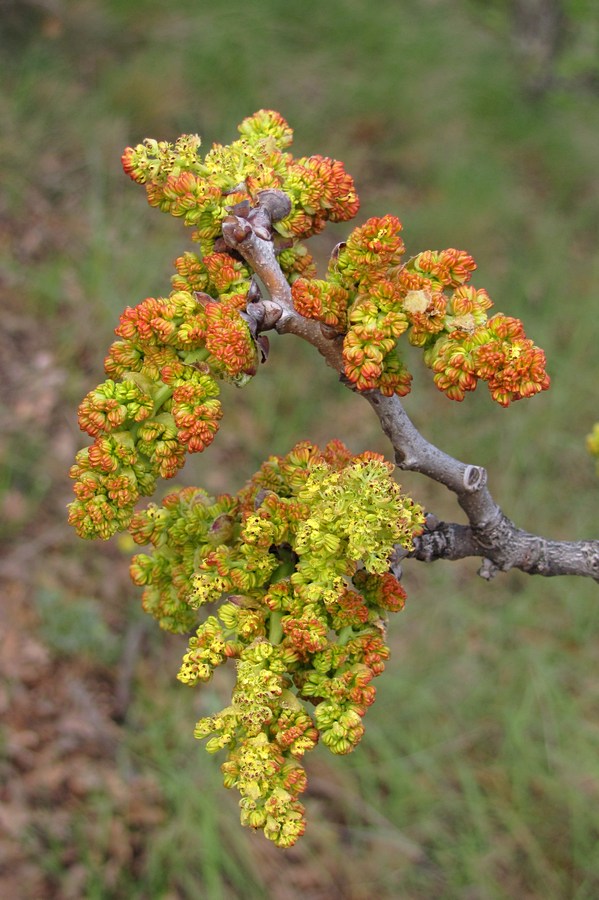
69 110 363 543
129 486 238 633
130 440 423 846
587 422 599 475
70 109 558 847
424 312 550 405
68 288 257 540
292 215 550 405
122 108 359 262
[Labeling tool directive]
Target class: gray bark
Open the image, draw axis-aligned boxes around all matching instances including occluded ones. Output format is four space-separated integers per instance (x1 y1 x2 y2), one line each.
222 198 599 583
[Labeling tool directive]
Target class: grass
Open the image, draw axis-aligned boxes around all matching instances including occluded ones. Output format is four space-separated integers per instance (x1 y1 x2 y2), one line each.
2 0 599 897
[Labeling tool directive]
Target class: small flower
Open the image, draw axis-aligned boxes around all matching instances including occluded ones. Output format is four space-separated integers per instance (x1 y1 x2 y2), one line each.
291 278 350 331
202 251 252 297
77 379 154 436
333 215 405 286
277 156 360 239
204 299 258 378
178 617 231 685
408 248 477 288
171 251 212 294
237 109 295 149
314 699 365 755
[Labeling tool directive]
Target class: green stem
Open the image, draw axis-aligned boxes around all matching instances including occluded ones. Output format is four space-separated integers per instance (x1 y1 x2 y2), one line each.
152 382 174 415
183 348 211 365
269 610 283 645
337 625 355 646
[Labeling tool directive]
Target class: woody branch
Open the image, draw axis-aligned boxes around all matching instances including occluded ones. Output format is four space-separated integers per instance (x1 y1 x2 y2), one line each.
222 192 599 583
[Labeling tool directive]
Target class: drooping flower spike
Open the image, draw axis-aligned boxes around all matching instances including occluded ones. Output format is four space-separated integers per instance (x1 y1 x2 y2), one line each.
130 439 423 846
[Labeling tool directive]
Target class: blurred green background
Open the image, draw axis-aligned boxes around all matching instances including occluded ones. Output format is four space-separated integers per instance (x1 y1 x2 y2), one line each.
1 1 599 897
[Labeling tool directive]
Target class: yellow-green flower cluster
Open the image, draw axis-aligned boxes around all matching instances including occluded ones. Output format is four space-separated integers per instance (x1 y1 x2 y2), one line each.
194 642 312 848
118 440 422 846
587 422 599 475
128 440 421 845
294 457 418 576
129 486 239 633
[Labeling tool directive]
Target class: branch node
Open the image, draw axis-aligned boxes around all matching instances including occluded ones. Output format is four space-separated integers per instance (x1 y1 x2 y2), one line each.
222 215 252 245
389 545 408 579
247 278 263 303
463 465 487 492
396 453 419 469
320 323 342 340
256 189 292 222
259 300 283 329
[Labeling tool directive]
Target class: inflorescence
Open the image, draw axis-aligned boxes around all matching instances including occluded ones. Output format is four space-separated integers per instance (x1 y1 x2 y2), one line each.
68 110 552 846
587 423 599 474
69 110 549 539
69 109 360 540
292 215 550 405
129 440 424 847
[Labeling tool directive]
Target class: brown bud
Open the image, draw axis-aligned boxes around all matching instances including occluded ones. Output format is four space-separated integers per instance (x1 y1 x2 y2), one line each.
254 488 274 511
240 305 264 336
212 237 229 253
247 206 272 240
193 291 214 307
222 215 252 244
207 514 235 545
256 189 292 223
260 301 283 329
424 513 440 532
273 236 294 251
330 241 346 261
256 334 270 363
320 323 341 340
247 279 262 303
228 199 251 218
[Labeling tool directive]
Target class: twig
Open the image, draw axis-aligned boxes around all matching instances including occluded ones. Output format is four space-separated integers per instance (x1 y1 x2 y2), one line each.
221 195 599 582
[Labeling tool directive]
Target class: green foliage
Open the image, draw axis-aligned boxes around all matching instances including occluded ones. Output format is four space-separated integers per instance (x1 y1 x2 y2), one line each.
35 588 119 665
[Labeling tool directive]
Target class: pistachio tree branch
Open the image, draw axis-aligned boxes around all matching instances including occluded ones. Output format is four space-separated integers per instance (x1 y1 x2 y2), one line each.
222 205 346 373
366 392 599 581
222 196 599 583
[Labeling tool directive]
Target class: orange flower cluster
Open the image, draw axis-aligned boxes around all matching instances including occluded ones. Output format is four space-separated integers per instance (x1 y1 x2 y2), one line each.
425 313 550 405
291 214 549 405
275 155 360 238
293 215 412 395
291 278 351 330
204 297 258 379
68 288 257 540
